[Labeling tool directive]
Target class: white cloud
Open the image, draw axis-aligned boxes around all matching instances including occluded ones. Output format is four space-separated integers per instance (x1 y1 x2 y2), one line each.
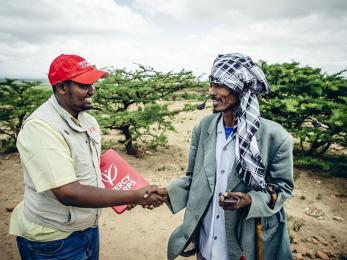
0 0 155 42
133 0 347 22
0 0 346 79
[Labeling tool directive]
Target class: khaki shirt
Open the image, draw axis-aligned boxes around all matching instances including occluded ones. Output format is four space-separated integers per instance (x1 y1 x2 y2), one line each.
9 119 76 241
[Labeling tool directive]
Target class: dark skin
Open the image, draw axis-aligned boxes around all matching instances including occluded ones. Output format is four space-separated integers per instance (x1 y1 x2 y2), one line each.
52 181 167 208
210 83 252 210
52 80 167 208
154 83 252 210
54 80 95 119
156 83 252 210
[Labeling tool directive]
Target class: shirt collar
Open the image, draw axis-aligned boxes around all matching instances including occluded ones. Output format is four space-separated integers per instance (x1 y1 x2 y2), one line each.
50 95 86 132
217 116 224 134
217 115 235 142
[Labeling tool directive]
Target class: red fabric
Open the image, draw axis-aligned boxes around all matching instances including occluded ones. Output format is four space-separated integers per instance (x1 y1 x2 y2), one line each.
48 54 106 85
100 149 149 214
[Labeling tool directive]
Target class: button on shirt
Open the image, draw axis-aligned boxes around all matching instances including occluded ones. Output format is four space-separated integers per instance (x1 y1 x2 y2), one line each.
199 118 235 260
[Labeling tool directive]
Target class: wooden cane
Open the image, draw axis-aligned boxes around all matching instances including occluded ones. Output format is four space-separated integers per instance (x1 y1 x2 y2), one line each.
256 217 263 260
255 186 278 260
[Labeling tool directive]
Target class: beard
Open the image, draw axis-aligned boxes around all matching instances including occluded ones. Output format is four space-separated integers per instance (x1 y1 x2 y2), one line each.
66 91 93 113
213 104 240 115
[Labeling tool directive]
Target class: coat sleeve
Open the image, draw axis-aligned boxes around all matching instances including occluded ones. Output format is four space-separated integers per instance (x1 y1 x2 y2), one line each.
246 134 294 219
167 124 200 214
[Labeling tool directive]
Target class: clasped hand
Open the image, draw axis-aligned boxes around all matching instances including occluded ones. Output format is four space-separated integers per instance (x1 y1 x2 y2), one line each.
128 185 168 210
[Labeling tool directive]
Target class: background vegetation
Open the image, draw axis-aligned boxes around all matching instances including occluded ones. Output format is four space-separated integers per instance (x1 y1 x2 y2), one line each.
0 79 51 152
0 62 346 175
259 62 346 177
91 65 206 156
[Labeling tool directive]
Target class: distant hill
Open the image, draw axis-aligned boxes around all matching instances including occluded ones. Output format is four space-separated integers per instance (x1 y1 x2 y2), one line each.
0 78 49 84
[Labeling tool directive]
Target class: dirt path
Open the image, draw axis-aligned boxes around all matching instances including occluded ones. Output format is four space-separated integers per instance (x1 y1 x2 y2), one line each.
0 107 346 260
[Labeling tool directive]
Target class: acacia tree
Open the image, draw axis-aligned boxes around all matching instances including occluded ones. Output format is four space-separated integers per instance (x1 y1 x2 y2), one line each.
259 61 347 157
0 79 51 152
92 65 205 156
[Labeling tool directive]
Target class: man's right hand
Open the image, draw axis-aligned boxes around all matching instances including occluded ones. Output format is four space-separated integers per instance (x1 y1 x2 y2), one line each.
137 185 168 209
52 181 169 209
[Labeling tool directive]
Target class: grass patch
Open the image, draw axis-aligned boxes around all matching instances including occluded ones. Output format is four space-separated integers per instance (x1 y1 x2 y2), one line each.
292 221 305 232
294 153 347 178
316 193 323 200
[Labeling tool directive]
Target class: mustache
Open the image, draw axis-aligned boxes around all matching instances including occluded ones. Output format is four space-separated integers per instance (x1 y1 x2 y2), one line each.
197 98 240 116
196 97 222 110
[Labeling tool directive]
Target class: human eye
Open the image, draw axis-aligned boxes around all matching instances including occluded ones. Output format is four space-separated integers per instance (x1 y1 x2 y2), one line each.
79 84 93 90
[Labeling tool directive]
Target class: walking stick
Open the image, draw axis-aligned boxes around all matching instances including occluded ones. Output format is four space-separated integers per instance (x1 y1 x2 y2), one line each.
255 217 263 260
255 186 278 260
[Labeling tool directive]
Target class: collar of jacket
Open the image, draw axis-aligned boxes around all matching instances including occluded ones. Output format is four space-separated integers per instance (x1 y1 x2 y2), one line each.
203 113 263 192
50 95 87 133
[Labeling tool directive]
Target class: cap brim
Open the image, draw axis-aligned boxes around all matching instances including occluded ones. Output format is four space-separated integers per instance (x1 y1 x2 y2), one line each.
70 68 108 84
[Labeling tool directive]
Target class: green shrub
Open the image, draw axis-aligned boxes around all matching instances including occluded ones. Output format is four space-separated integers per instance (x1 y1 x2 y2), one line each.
294 153 347 178
0 79 51 153
92 65 205 156
259 62 347 157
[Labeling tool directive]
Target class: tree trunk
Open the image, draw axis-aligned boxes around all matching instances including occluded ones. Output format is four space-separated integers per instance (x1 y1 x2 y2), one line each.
315 142 331 157
120 124 139 156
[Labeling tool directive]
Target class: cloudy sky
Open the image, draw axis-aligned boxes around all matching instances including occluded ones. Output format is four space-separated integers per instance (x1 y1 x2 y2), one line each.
1 0 346 79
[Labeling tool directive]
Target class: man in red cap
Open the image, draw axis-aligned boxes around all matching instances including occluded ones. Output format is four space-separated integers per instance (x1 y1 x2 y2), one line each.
9 54 167 259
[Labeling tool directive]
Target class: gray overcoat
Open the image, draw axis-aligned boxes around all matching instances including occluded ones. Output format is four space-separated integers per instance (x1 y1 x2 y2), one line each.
167 113 294 260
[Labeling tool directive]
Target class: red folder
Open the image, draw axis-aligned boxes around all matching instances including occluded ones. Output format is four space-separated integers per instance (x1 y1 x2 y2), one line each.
100 149 149 214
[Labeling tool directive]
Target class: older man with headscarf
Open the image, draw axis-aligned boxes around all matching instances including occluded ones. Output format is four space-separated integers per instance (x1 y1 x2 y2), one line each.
166 53 294 260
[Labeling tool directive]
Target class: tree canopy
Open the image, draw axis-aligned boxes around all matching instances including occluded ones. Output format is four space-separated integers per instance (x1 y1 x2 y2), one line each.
0 79 50 152
259 61 346 157
92 65 206 156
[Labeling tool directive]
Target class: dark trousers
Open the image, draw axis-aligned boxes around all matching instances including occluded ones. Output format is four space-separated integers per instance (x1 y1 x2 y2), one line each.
16 226 99 260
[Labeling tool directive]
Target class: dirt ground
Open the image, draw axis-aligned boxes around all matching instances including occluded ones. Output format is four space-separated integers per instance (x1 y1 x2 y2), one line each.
0 107 346 260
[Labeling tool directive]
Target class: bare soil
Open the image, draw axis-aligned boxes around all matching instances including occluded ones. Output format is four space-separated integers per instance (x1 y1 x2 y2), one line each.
0 107 346 260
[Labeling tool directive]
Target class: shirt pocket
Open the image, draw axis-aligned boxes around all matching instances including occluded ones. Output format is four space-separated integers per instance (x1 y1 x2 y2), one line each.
28 239 64 256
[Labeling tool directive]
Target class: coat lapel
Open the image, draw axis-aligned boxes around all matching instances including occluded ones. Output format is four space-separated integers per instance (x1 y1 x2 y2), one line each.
226 159 240 191
202 114 220 192
201 115 265 193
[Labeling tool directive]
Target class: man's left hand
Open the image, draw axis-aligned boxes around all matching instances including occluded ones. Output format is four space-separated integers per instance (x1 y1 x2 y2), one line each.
219 192 252 211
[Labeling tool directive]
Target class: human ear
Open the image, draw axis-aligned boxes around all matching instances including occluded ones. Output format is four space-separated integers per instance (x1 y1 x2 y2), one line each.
56 82 67 94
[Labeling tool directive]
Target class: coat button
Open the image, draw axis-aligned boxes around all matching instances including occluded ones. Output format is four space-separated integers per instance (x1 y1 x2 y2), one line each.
221 169 225 173
184 234 189 239
195 215 199 221
216 215 220 219
214 236 218 240
223 147 227 151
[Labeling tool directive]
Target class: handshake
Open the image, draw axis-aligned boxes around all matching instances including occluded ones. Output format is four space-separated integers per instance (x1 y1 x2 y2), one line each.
128 185 168 210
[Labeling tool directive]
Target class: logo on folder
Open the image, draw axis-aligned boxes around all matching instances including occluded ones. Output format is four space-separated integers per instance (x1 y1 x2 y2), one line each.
101 163 118 186
100 149 148 213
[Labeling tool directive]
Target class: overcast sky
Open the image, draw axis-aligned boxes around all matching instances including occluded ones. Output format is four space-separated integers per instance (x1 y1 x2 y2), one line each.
1 0 346 79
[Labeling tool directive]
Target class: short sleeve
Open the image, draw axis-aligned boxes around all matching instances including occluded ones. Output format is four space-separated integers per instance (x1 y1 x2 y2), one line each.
17 119 77 192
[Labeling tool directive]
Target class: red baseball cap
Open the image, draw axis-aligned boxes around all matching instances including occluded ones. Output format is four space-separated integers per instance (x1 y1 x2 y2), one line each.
48 54 107 86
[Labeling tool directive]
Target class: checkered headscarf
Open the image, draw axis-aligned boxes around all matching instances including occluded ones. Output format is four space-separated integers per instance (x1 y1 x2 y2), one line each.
209 53 270 191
